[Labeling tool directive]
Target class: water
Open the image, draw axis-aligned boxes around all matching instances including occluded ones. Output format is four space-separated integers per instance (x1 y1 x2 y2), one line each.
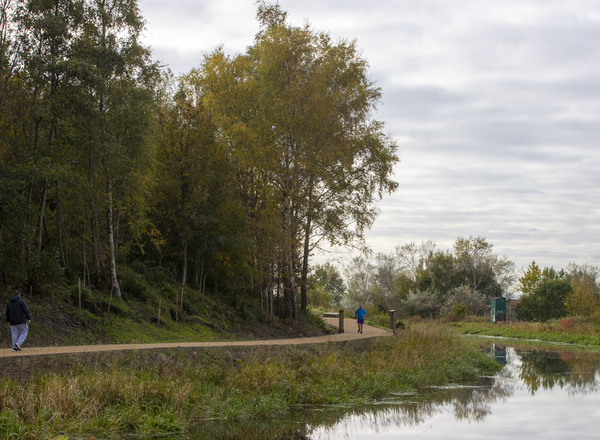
144 344 600 439
310 344 600 440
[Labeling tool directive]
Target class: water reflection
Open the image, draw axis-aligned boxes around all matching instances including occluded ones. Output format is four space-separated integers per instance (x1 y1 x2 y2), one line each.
161 345 600 440
491 343 507 365
518 348 600 396
309 346 600 440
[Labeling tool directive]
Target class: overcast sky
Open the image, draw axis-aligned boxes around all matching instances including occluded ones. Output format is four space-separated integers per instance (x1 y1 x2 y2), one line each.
138 0 600 272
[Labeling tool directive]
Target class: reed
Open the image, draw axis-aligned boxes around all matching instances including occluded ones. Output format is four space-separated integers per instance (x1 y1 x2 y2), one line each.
0 325 499 439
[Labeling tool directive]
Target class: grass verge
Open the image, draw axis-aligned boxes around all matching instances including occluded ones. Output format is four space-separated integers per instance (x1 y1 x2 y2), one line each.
449 316 600 346
0 323 500 439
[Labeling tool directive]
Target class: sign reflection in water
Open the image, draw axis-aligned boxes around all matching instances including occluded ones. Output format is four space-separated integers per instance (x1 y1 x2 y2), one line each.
311 345 600 440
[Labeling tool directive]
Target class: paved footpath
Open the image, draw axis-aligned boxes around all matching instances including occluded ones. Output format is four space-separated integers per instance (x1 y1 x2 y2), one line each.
0 318 391 358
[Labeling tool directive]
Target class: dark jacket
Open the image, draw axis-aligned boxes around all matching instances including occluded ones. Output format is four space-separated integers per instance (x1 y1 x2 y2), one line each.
6 295 31 325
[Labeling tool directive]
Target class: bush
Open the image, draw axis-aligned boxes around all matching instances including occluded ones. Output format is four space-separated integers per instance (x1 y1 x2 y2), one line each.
402 290 440 318
119 266 154 301
452 303 470 318
442 285 488 316
366 312 392 328
517 279 570 321
234 296 259 323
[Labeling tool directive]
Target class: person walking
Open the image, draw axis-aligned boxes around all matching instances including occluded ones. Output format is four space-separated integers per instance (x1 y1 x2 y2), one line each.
355 304 366 334
6 290 31 352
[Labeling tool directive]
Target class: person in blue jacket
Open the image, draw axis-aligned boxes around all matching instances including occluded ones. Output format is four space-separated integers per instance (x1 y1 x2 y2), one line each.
355 305 366 333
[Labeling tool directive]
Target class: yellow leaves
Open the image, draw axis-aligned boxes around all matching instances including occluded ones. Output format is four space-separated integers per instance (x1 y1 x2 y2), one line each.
566 277 600 317
216 253 232 268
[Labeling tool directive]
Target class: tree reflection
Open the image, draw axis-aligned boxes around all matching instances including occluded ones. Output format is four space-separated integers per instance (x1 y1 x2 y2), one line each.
182 346 600 440
519 348 600 396
306 346 600 438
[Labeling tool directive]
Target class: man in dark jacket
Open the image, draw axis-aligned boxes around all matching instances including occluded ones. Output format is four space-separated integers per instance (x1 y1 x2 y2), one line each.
6 290 31 351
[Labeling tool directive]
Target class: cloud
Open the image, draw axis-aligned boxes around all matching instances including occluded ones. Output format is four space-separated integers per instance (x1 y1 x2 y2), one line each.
138 0 600 272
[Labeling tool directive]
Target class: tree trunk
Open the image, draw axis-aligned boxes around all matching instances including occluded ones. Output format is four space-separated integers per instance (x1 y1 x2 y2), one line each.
276 267 282 318
36 181 47 259
282 195 298 320
283 248 298 320
106 179 121 298
114 209 119 251
92 208 101 285
82 233 90 287
291 250 298 320
181 239 188 286
195 252 206 293
268 260 275 320
179 240 188 320
300 211 312 312
56 185 67 269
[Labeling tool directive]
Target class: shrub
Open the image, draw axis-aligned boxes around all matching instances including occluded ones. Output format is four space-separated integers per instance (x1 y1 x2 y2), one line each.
452 303 470 318
516 279 570 321
558 318 574 331
118 266 154 301
442 285 488 316
402 290 440 318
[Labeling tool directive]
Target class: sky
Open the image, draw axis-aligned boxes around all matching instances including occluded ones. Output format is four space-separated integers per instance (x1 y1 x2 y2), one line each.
138 0 600 273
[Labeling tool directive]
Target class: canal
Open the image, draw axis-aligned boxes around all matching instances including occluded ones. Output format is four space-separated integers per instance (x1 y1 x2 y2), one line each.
150 342 600 439
309 343 600 439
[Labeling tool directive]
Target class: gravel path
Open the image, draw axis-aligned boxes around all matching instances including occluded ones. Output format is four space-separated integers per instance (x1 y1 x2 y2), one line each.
0 317 391 358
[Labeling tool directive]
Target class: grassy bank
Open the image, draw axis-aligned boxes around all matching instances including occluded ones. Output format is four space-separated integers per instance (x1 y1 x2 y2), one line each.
0 323 500 439
450 316 600 346
20 282 330 348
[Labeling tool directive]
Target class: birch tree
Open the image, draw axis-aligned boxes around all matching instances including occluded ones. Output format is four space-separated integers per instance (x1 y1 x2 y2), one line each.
3 0 86 287
200 2 398 319
70 0 158 297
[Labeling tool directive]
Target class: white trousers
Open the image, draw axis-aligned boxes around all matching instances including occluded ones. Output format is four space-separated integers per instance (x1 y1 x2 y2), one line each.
10 323 28 349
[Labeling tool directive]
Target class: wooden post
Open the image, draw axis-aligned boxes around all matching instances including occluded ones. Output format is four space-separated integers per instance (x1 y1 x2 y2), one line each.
338 309 344 334
107 285 113 317
78 278 81 312
158 297 162 324
389 309 396 334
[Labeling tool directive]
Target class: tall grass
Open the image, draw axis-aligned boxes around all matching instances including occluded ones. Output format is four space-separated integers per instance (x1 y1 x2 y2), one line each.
451 316 600 346
0 324 500 439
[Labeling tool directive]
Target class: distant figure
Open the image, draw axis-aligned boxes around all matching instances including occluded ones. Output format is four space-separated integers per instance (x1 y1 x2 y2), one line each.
6 290 31 352
355 305 366 334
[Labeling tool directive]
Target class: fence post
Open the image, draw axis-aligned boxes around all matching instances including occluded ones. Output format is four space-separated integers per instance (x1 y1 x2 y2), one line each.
389 309 396 334
339 309 344 333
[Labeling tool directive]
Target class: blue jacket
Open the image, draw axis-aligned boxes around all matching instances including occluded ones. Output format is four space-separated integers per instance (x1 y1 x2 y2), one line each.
355 307 366 320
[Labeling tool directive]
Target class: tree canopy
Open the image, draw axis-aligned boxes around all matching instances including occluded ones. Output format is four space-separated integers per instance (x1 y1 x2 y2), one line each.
197 2 398 318
0 1 398 323
341 237 516 318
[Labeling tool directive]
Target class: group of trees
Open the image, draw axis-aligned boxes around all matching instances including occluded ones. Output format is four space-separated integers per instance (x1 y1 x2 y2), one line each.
0 0 158 300
310 236 517 318
6 0 595 324
516 262 600 321
309 238 600 322
0 0 398 321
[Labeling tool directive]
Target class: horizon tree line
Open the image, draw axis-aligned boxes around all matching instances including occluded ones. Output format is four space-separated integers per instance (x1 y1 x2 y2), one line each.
309 236 600 321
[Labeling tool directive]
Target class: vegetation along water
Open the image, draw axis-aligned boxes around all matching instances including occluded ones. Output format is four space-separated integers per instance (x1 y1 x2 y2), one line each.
0 323 500 439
